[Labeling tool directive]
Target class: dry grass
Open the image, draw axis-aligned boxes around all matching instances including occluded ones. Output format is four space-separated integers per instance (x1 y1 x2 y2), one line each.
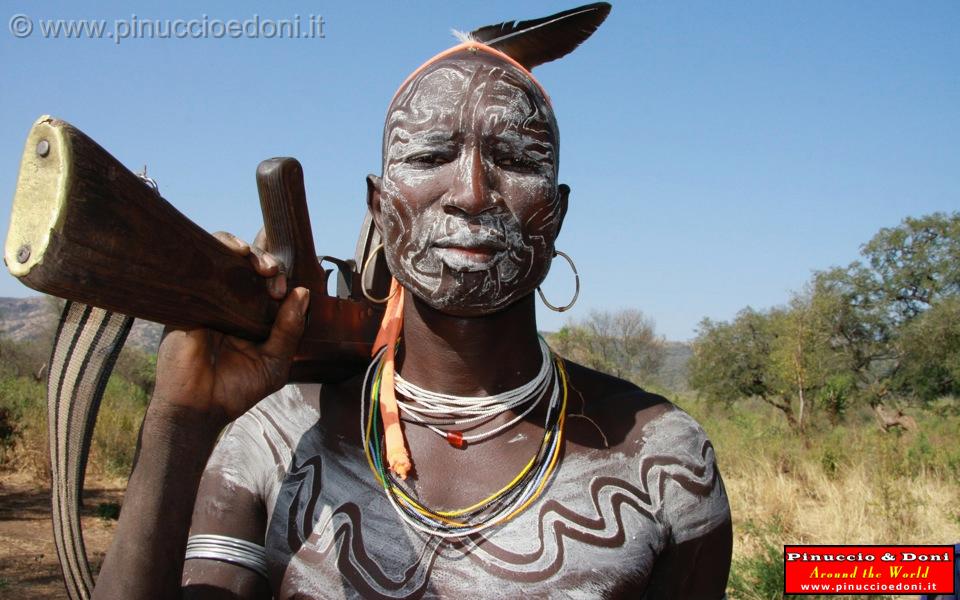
676 395 960 600
724 442 960 548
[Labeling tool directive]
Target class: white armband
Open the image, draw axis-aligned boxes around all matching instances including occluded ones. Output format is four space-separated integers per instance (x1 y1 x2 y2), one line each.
185 534 269 579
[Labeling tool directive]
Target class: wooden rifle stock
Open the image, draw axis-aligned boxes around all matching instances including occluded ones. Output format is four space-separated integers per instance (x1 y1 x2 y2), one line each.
4 116 388 382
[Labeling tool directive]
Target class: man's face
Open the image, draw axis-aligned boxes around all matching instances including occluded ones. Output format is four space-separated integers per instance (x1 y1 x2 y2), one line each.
374 54 566 316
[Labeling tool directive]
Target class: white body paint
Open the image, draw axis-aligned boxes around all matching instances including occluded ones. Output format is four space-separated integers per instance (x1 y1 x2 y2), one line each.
202 384 731 599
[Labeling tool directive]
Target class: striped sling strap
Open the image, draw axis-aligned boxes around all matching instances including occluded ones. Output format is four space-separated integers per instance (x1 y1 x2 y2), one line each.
47 300 133 600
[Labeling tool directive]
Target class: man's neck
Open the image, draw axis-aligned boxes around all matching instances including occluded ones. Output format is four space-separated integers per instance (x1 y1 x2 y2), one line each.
396 293 543 397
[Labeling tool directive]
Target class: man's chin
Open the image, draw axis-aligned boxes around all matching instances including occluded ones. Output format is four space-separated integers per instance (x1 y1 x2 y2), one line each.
399 278 532 318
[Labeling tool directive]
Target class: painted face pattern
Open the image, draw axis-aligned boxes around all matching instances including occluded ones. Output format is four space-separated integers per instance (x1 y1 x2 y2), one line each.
379 55 563 314
197 384 732 599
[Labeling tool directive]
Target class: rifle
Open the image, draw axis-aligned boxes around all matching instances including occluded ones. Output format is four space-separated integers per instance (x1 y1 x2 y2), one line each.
3 115 389 599
6 115 390 378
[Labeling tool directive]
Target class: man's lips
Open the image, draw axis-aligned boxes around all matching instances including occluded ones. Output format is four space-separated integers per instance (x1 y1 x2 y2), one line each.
432 233 508 252
431 235 507 271
436 246 498 262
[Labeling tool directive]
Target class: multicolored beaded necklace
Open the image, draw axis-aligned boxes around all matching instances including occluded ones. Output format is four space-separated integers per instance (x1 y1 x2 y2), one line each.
360 343 568 538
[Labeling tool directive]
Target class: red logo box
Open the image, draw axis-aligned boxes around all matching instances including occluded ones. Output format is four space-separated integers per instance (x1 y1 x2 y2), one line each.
784 545 955 595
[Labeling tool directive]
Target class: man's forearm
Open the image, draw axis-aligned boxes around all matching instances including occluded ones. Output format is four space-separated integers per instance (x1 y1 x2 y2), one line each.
93 401 224 600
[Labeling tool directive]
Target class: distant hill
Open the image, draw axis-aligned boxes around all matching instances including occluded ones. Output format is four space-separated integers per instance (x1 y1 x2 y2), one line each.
0 296 163 352
3 297 695 390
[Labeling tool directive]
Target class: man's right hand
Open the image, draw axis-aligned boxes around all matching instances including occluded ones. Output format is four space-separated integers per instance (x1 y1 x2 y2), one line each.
151 231 310 424
94 229 304 600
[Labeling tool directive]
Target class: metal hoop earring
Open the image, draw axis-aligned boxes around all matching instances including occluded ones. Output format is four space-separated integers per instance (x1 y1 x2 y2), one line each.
361 243 396 304
536 250 580 312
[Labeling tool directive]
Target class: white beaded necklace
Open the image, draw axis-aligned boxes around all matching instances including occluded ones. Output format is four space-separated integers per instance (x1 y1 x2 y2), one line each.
393 337 552 446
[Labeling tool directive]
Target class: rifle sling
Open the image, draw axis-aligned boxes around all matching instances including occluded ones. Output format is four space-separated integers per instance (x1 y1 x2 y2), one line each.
47 301 133 600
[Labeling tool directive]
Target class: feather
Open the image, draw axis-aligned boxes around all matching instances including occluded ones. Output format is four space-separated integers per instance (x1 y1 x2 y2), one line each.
466 2 611 70
451 28 472 44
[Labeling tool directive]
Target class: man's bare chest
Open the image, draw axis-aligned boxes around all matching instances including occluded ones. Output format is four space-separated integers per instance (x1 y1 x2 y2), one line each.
262 438 661 599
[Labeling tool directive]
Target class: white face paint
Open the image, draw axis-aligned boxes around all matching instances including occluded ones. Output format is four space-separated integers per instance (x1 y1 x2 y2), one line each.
377 54 564 315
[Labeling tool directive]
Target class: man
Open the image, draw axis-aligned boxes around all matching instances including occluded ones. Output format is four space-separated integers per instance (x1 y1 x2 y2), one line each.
93 5 732 598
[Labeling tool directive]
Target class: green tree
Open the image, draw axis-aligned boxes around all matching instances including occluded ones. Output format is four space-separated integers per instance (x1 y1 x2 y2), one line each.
766 289 838 430
690 212 960 422
810 212 960 403
113 346 157 397
860 212 960 320
689 308 793 423
811 266 897 404
895 296 960 401
691 286 851 429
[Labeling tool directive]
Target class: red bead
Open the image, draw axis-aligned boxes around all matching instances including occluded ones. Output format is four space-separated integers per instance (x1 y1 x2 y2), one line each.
446 430 465 449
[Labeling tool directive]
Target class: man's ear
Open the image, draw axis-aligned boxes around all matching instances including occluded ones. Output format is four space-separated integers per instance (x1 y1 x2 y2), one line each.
555 183 571 237
366 174 383 235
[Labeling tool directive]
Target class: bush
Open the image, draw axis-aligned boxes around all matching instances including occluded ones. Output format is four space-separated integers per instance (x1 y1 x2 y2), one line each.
0 336 52 380
91 376 149 478
816 374 855 424
0 406 18 463
113 346 157 397
0 374 49 477
0 347 153 480
728 525 785 600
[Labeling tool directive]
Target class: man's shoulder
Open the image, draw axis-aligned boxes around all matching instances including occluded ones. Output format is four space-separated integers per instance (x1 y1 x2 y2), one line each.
204 383 325 501
560 360 729 538
561 359 708 453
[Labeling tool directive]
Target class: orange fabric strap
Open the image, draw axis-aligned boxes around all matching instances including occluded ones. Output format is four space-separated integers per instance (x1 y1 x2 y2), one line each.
372 279 412 479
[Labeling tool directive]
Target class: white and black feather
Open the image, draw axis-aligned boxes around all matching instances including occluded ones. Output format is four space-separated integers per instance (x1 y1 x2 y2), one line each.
460 3 611 70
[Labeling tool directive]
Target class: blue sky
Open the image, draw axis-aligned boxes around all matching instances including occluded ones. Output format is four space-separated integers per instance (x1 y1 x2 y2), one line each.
1 1 957 340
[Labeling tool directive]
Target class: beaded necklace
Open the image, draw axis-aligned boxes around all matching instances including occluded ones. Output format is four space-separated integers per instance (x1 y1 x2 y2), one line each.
360 344 568 538
393 337 553 447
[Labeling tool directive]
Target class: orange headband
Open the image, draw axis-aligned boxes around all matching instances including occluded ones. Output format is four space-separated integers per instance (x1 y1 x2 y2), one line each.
391 41 552 106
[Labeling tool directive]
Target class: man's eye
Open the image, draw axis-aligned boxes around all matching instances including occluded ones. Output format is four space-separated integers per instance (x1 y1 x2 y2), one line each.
406 152 452 167
495 155 540 172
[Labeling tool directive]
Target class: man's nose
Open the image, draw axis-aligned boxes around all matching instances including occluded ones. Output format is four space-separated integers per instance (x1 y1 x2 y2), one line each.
443 144 497 216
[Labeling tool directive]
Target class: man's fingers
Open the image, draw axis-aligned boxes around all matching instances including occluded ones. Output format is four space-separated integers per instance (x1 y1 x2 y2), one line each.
211 230 280 280
252 227 267 250
248 247 286 298
249 246 284 279
267 272 288 300
212 231 250 256
245 228 286 297
212 229 286 299
260 287 310 362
